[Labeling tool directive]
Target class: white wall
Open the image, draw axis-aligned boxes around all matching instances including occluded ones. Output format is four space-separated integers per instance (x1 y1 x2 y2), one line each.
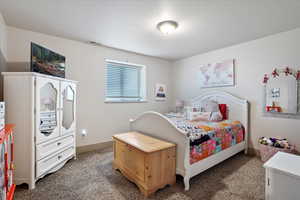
172 28 300 151
0 12 6 58
0 11 7 100
6 26 173 147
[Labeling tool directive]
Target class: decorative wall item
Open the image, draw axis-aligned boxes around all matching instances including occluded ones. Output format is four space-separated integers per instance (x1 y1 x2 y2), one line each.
155 84 166 101
31 43 66 78
199 59 235 88
271 88 280 98
263 67 300 118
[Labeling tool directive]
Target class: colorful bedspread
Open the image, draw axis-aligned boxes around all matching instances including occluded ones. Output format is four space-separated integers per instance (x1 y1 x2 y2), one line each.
167 117 245 164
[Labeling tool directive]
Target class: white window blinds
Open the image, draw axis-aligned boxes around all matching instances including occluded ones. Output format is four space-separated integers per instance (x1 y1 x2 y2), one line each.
106 60 144 101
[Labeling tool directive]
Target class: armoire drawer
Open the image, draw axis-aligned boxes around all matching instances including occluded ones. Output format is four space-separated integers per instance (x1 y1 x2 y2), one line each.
36 146 75 178
36 135 74 161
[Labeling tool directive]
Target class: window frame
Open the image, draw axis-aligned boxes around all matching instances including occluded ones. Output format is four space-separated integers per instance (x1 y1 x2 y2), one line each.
104 59 147 103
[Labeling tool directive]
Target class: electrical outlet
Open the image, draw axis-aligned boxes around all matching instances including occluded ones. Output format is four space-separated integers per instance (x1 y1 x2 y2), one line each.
80 129 88 137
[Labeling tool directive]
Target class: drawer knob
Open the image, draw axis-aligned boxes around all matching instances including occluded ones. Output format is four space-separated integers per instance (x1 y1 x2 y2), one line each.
58 155 62 160
57 142 61 146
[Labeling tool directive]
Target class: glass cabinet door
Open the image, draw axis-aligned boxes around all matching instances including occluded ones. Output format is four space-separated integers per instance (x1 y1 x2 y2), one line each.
61 82 76 135
35 77 60 143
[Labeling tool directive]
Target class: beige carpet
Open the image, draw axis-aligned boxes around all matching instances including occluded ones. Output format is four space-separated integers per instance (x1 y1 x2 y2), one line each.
15 147 265 200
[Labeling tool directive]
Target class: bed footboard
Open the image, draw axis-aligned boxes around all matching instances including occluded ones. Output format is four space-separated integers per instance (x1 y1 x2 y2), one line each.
129 111 189 177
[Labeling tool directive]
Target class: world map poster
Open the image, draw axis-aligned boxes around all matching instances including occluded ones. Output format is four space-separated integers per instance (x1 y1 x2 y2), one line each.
199 59 235 88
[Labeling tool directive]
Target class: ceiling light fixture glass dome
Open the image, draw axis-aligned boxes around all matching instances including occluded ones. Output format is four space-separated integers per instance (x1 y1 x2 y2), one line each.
157 20 178 35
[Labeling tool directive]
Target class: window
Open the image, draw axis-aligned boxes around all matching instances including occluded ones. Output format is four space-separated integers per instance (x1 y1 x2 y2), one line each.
105 59 146 102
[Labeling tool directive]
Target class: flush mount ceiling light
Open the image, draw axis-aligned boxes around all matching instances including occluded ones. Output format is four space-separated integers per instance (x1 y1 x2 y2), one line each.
157 20 178 35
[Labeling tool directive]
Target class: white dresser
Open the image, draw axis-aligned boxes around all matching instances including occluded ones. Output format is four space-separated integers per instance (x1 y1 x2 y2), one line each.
263 152 300 200
2 72 77 189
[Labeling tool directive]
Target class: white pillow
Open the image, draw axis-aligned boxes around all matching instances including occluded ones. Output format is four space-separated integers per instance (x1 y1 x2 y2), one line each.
204 100 219 112
210 111 223 121
189 111 223 122
204 100 223 121
190 112 211 121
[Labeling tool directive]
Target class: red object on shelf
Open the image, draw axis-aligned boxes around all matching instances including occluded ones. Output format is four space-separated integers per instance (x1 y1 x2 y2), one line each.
0 124 15 200
266 106 281 112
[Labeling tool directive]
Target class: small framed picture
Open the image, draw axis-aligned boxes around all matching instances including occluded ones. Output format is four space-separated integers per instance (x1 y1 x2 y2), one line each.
271 88 280 98
155 84 166 101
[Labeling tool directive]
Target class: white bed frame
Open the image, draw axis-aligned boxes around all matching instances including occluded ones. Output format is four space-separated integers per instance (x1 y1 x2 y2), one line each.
129 90 249 191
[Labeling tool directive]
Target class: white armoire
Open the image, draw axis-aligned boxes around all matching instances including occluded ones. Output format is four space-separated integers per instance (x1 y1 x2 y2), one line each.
2 72 77 189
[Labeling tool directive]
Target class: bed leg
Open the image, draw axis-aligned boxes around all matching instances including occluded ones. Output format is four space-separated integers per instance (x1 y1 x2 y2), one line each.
244 147 248 155
28 180 35 190
184 176 190 191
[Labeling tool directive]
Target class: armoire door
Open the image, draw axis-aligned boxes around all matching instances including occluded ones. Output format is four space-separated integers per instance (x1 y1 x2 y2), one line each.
35 77 60 144
60 81 76 136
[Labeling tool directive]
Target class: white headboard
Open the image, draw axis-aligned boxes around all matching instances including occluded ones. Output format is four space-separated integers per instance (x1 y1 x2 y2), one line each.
191 90 249 144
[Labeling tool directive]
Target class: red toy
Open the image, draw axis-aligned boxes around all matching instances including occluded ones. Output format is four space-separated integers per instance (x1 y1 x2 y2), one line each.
272 68 279 78
263 74 269 84
284 67 292 76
